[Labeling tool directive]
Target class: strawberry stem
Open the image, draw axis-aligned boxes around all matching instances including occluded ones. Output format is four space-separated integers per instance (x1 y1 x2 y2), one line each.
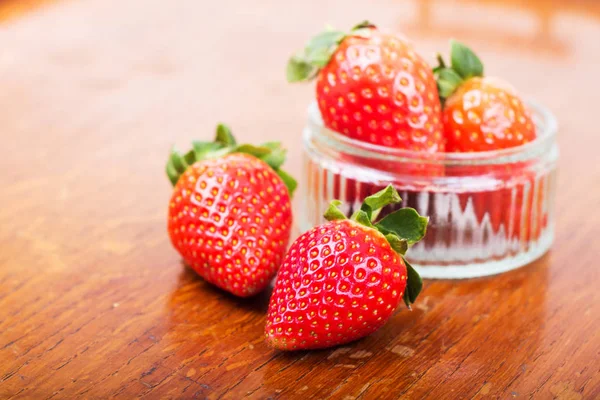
166 124 298 196
436 53 446 69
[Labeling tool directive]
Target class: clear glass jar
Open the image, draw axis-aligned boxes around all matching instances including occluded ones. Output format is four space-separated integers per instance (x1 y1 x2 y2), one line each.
301 101 558 279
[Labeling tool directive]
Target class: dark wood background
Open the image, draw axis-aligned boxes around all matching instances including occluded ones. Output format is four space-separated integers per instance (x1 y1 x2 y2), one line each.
1 0 599 398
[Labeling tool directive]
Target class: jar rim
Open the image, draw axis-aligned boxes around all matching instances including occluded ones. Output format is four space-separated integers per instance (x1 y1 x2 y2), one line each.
306 99 558 166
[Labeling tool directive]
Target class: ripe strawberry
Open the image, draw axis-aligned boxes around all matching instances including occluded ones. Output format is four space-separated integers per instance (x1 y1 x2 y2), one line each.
435 41 544 244
435 40 536 152
288 22 444 152
265 185 427 350
166 124 297 297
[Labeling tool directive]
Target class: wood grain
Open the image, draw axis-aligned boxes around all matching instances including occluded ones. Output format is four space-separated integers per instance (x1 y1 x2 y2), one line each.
1 0 599 398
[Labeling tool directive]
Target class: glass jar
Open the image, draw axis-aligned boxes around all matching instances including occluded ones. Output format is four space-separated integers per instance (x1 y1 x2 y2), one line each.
301 101 558 279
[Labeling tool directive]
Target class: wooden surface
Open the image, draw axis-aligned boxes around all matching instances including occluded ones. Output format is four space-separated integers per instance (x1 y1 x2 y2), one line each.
1 0 599 398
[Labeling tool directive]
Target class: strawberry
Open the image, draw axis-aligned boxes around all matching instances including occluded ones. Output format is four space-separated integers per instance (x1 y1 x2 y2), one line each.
435 41 543 243
265 185 427 350
434 40 536 152
166 124 297 297
288 22 444 152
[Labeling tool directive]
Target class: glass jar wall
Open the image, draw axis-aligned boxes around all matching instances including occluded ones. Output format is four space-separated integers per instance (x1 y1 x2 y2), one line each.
301 101 558 279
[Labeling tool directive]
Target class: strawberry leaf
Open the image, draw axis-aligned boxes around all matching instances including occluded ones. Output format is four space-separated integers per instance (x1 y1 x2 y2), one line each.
375 208 428 245
287 21 375 83
436 68 463 100
402 257 423 308
450 39 483 79
166 148 186 186
262 141 282 150
276 169 297 197
324 200 347 221
215 124 236 146
166 125 296 196
287 56 317 82
192 141 225 160
183 149 196 166
360 185 402 220
259 146 286 170
352 210 374 228
169 148 189 173
385 234 408 255
434 40 484 102
235 144 273 158
305 30 346 67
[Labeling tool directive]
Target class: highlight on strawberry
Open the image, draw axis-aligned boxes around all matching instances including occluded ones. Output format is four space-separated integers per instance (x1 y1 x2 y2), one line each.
434 40 537 152
166 124 297 297
265 185 427 350
287 21 444 152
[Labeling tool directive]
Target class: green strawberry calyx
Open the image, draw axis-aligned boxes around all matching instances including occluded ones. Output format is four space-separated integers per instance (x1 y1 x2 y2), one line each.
165 123 297 196
324 185 428 308
433 39 484 103
286 21 376 82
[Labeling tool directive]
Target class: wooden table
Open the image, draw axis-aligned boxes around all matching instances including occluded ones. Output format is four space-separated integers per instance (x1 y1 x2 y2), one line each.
1 0 599 398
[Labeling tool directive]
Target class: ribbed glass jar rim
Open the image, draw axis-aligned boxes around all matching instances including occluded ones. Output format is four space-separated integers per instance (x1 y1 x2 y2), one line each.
306 99 558 166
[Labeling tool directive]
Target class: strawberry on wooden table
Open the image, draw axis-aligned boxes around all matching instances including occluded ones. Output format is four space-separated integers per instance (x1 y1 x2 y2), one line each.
166 124 297 297
288 21 444 152
265 185 427 350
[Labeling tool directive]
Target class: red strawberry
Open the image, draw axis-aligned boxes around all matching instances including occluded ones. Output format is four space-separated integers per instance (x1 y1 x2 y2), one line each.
288 22 444 152
435 41 542 243
265 185 426 350
434 40 536 152
166 124 297 297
